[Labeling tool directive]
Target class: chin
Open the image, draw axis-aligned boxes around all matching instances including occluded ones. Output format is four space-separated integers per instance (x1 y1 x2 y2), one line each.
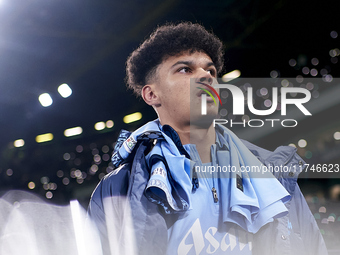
190 113 218 128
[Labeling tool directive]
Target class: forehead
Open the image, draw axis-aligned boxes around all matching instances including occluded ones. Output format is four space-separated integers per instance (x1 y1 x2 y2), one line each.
159 51 214 69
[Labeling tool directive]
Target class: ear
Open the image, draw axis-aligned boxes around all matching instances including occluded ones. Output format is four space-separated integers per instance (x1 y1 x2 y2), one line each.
141 84 161 107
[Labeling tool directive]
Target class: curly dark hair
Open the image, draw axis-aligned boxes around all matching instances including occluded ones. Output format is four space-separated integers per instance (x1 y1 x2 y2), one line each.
126 22 224 96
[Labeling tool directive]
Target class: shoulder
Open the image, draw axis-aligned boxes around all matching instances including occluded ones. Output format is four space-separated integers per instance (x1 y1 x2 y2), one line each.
90 163 132 210
241 139 306 195
241 139 305 175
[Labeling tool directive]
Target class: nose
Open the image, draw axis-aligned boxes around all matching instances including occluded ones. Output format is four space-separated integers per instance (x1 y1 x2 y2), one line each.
197 69 213 85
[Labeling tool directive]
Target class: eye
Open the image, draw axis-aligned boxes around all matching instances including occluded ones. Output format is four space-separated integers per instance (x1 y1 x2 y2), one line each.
178 67 192 73
207 69 216 76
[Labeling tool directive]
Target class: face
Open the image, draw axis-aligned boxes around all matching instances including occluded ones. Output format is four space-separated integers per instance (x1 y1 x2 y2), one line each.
143 51 219 128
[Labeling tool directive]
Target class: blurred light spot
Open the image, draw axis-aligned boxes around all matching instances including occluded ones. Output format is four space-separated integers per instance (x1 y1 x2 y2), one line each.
311 58 319 66
39 93 53 107
302 67 310 75
40 176 49 184
219 108 228 117
43 184 49 190
260 88 268 96
270 70 279 78
221 90 229 98
310 69 318 76
221 69 241 82
92 148 99 155
321 218 328 224
99 173 105 180
102 154 110 161
281 79 289 87
64 126 83 137
36 133 53 143
102 145 110 153
57 170 64 178
74 169 82 178
62 177 70 185
106 120 114 128
335 48 340 56
57 83 72 98
28 181 35 189
334 132 340 140
330 31 338 38
312 91 320 98
48 183 57 190
298 139 307 148
320 69 328 76
242 115 250 122
70 170 76 178
314 213 321 219
306 82 314 90
94 122 105 131
82 172 87 179
94 154 101 163
256 89 261 97
63 153 71 160
288 143 296 148
90 164 99 174
296 75 304 83
329 49 337 57
328 216 335 222
14 139 25 148
305 151 312 159
228 113 236 120
323 74 333 82
76 145 83 153
319 206 326 213
289 59 297 67
106 166 114 173
46 191 53 199
76 178 84 184
264 99 272 107
123 112 142 124
331 57 338 64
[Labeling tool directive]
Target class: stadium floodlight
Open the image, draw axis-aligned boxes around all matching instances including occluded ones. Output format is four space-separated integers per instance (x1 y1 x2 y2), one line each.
123 112 142 124
58 83 72 98
39 93 53 107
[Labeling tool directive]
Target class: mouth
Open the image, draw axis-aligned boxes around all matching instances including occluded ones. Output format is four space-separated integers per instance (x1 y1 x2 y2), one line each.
197 88 215 102
196 83 216 103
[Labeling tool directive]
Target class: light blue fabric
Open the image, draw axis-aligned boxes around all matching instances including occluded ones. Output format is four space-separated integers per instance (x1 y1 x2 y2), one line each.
112 119 291 233
144 142 192 213
89 120 329 255
214 124 291 233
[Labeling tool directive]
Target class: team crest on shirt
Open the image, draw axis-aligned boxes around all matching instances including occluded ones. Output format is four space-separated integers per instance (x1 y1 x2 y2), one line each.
123 135 137 153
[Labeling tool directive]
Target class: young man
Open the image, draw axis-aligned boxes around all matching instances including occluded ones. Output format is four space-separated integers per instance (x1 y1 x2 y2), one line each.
88 22 328 255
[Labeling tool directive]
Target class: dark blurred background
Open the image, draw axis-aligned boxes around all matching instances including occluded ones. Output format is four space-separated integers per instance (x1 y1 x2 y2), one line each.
1 0 340 251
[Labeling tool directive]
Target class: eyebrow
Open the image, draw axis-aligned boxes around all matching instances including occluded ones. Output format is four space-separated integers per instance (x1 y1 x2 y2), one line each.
170 60 216 69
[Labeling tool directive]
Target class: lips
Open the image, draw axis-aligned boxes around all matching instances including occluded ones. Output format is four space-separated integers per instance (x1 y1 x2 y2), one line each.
196 82 223 106
196 83 215 102
197 89 215 103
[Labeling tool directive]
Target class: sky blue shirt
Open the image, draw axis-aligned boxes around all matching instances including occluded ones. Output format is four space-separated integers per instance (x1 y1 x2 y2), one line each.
166 145 253 255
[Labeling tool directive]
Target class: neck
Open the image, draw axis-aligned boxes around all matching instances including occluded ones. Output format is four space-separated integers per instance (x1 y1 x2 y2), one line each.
159 118 215 163
189 123 215 163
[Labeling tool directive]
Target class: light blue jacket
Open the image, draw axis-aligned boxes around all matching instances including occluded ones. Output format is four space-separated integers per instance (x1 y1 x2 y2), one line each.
88 125 328 255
